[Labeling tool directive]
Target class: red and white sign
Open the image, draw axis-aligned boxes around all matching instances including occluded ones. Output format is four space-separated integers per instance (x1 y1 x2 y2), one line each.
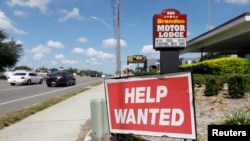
153 9 187 49
104 72 196 140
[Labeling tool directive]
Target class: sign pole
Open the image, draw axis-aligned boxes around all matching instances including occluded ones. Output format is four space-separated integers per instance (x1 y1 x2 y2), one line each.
160 49 179 73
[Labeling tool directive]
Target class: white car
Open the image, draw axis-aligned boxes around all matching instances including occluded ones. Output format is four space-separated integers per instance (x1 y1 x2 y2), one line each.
7 72 44 86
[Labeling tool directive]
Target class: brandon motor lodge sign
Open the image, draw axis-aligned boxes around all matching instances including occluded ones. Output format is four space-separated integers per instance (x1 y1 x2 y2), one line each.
153 9 187 49
104 72 196 140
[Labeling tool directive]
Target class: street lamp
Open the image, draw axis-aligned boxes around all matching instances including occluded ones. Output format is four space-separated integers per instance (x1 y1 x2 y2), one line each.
90 16 114 31
91 3 121 77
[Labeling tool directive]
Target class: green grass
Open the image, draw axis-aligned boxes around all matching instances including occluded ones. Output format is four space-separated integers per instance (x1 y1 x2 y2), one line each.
222 110 250 125
0 81 103 130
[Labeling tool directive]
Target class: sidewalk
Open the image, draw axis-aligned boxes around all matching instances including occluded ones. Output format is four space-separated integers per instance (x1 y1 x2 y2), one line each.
0 83 105 141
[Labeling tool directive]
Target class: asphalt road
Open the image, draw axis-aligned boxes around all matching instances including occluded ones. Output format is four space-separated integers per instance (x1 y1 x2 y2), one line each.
0 76 103 116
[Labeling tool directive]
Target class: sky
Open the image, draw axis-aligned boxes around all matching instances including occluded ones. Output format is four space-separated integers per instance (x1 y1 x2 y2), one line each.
0 0 250 74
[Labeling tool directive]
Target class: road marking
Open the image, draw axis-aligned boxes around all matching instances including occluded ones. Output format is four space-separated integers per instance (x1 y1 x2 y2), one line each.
0 80 101 106
0 87 27 92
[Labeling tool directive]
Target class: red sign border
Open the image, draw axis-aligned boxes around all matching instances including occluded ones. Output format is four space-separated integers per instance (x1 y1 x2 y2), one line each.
104 72 197 140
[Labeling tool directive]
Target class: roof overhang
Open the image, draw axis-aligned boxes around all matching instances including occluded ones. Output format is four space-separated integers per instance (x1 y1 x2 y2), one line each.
179 12 250 55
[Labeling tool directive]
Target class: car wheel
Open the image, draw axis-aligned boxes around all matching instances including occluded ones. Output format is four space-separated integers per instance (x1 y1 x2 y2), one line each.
47 84 51 87
27 80 31 85
39 79 43 84
10 83 15 86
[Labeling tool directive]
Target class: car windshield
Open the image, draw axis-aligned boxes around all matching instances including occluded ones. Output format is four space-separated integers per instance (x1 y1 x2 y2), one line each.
14 73 26 76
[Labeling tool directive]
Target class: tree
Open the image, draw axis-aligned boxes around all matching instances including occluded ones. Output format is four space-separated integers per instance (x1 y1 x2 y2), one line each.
14 66 32 71
0 30 23 72
39 67 48 71
49 68 58 73
202 52 229 61
67 67 79 74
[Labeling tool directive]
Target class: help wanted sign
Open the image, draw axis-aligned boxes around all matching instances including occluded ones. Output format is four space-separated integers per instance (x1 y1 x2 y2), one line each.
104 72 196 140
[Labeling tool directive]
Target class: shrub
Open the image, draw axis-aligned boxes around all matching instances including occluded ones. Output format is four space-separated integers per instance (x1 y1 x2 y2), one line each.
204 76 220 96
179 57 250 75
223 110 250 125
217 75 228 90
193 74 205 87
243 74 250 93
227 74 247 98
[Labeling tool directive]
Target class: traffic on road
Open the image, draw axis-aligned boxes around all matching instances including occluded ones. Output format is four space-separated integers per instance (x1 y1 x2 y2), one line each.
7 72 44 86
0 76 103 116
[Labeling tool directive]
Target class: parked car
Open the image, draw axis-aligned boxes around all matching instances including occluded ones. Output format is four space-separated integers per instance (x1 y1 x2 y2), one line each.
0 73 7 80
46 71 76 87
7 72 43 86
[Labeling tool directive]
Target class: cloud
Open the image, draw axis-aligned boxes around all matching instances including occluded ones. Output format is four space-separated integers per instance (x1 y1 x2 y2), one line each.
55 54 65 59
31 44 51 54
58 7 83 22
33 53 44 60
86 58 101 65
31 44 51 60
6 0 51 13
72 47 115 59
0 10 26 34
97 51 115 59
224 0 250 5
50 60 57 65
29 40 63 61
47 40 64 48
77 37 88 43
16 39 23 45
141 45 159 59
85 48 115 59
19 55 29 64
215 0 250 5
61 59 79 65
102 38 127 49
14 10 27 16
4 38 23 45
84 48 99 56
72 47 85 54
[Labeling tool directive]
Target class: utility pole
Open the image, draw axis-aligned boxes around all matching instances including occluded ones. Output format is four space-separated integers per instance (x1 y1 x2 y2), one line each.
116 0 121 77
